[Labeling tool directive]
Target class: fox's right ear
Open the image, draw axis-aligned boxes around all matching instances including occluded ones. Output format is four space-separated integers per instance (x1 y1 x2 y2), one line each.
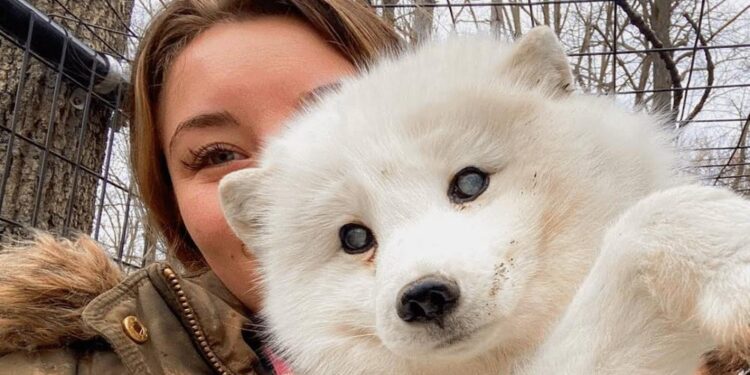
502 26 574 96
219 168 267 253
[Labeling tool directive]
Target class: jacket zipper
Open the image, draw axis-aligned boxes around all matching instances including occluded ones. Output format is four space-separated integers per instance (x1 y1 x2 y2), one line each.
163 267 231 375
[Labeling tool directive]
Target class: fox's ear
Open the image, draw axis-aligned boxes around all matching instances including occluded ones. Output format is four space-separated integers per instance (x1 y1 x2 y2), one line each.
219 168 267 253
503 26 573 96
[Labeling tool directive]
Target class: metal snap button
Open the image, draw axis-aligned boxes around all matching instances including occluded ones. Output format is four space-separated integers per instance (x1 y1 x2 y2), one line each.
122 315 149 344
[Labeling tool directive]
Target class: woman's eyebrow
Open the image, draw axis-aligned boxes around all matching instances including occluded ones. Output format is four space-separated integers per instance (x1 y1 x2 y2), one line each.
298 81 343 107
169 110 240 152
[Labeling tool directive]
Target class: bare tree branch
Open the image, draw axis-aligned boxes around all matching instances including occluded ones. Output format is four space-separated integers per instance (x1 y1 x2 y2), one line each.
707 4 750 43
681 12 715 125
614 0 683 112
714 113 750 186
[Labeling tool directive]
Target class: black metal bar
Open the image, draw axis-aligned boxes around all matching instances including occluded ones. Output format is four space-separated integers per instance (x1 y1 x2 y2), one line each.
94 84 124 240
116 189 134 264
677 0 707 123
681 118 750 124
0 215 24 228
528 0 537 27
687 145 750 152
617 83 750 95
693 158 750 165
444 0 456 25
702 174 750 181
1 0 107 88
0 0 125 101
611 0 617 94
371 0 613 7
713 114 750 186
691 162 750 169
31 34 69 227
568 43 750 57
62 56 99 235
0 23 125 111
0 16 34 220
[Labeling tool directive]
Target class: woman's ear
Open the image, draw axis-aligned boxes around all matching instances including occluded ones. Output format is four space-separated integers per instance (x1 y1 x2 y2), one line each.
219 167 267 253
502 26 574 96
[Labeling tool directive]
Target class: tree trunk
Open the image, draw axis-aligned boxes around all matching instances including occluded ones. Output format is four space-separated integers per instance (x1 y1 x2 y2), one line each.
411 0 435 43
0 0 134 239
511 0 523 38
490 2 504 36
648 0 673 113
732 118 749 191
382 0 399 27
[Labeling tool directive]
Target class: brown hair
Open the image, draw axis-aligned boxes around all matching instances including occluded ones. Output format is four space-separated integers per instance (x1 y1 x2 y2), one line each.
130 0 401 270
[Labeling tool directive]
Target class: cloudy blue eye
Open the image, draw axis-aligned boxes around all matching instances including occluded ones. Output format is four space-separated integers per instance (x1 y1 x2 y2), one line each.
339 224 376 254
449 167 489 203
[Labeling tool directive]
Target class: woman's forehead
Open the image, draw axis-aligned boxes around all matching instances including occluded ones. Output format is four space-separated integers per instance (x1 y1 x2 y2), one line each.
158 16 355 145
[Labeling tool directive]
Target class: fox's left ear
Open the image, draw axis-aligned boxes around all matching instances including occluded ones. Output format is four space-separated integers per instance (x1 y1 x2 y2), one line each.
219 168 267 253
503 26 573 96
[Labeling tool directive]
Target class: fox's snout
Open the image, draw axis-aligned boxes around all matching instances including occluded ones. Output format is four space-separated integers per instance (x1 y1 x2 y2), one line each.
396 275 461 323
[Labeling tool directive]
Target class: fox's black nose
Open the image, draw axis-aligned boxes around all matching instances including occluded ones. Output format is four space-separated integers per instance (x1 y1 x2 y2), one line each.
397 275 460 323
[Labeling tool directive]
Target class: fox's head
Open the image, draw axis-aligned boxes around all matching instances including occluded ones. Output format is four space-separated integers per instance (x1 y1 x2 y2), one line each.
220 26 676 374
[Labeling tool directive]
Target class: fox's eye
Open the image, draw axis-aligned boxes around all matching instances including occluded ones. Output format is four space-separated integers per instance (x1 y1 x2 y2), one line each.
339 224 376 254
449 167 489 203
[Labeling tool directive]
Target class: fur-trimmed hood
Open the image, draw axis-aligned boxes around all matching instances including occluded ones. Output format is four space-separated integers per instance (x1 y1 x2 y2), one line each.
0 233 268 375
0 233 123 354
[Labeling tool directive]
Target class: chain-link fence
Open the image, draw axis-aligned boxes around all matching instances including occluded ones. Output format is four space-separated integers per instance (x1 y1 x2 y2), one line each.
1 0 748 269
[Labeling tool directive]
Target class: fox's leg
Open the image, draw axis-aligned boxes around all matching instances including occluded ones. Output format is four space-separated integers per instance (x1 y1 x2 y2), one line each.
519 185 750 375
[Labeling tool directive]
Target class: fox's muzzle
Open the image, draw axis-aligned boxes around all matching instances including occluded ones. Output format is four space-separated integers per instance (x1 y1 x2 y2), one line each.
397 275 461 324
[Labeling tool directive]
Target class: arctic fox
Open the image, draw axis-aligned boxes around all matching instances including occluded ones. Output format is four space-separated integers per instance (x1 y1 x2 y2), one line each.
219 27 750 374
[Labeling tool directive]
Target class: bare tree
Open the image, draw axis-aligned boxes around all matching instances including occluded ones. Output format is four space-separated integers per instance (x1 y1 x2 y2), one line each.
0 0 135 238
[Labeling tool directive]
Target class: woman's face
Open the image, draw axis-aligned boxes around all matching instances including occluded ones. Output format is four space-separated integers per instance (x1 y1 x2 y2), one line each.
160 16 355 311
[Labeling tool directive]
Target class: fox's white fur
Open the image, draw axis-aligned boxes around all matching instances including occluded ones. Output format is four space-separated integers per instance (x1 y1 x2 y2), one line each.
219 27 750 374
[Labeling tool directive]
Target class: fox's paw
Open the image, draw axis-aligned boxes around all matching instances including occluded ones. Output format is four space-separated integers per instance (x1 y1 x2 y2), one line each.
695 262 750 361
604 185 750 352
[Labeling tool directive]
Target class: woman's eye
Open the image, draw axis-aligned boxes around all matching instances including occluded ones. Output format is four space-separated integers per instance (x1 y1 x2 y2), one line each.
183 143 248 171
207 149 240 165
339 223 376 254
449 167 489 203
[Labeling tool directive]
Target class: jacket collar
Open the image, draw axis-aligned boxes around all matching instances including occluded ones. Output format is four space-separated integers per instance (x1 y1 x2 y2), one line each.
83 262 268 375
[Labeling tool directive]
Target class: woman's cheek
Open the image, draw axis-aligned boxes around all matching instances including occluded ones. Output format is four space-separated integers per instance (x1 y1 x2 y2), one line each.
175 179 263 311
177 182 233 255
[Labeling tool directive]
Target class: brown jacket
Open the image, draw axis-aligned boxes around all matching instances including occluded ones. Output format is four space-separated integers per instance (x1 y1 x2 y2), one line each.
0 234 271 375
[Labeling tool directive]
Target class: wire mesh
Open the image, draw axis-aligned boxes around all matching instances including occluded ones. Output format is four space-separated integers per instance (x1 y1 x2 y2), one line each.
0 0 152 271
0 0 748 270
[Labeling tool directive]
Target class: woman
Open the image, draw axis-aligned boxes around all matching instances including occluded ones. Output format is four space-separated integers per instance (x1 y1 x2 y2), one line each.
0 1 399 373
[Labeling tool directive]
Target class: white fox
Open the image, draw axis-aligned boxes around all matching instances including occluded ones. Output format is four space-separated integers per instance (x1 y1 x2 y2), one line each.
220 27 750 374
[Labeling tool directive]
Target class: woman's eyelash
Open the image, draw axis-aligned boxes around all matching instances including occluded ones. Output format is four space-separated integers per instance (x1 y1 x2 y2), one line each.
182 143 242 171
